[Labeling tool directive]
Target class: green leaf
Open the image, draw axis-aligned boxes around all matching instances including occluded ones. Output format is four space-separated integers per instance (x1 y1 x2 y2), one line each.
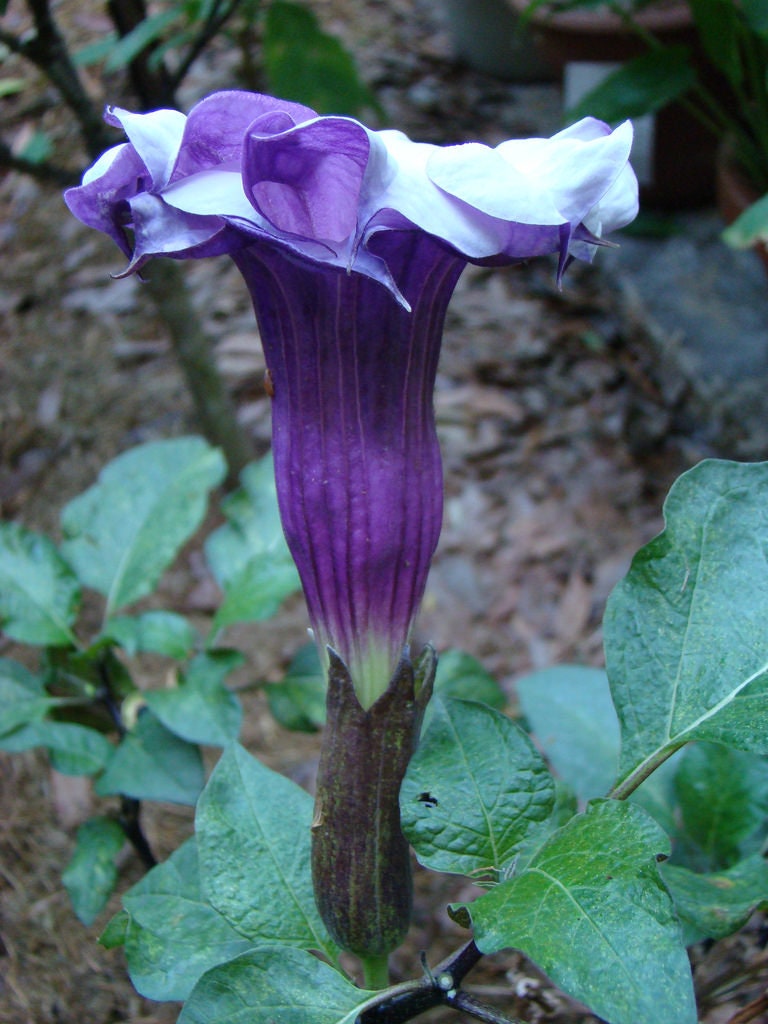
103 610 198 658
95 710 204 805
262 0 380 117
61 437 225 617
605 460 768 795
401 698 556 879
266 643 326 732
722 191 768 249
195 744 337 959
179 946 375 1024
100 909 129 948
516 665 619 800
460 800 697 1024
661 854 768 942
433 649 507 710
743 0 768 35
689 0 742 84
0 658 54 735
0 720 113 775
567 46 696 124
103 7 182 72
115 838 253 1001
672 742 768 871
0 522 79 646
62 816 125 926
0 78 27 98
72 35 119 67
19 130 52 164
144 651 243 746
205 455 300 632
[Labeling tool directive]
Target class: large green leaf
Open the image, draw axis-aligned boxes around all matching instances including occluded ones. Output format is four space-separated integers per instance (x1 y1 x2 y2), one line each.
516 665 619 800
195 744 337 959
61 437 225 616
179 946 374 1024
62 816 125 926
95 710 204 805
672 742 768 871
144 651 243 746
205 455 300 632
605 460 768 796
0 522 79 646
567 46 696 124
0 658 55 735
0 720 113 775
262 1 379 118
689 0 742 84
401 698 556 879
460 800 696 1024
662 853 768 942
112 838 254 1001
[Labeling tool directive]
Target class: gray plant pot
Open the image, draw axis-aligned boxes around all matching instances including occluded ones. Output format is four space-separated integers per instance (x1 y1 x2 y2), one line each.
441 0 554 81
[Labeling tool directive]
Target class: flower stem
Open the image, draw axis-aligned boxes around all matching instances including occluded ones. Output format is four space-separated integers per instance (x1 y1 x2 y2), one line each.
362 954 390 990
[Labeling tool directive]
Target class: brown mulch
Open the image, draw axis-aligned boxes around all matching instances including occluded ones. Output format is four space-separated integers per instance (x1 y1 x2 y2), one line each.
1 2 766 1022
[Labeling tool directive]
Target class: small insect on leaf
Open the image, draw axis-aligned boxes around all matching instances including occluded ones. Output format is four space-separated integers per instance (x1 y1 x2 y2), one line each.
418 791 438 807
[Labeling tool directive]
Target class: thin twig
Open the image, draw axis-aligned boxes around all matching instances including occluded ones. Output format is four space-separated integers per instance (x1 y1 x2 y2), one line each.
96 658 158 871
169 0 244 94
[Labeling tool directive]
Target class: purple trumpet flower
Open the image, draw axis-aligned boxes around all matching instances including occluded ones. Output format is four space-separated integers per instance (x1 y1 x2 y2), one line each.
65 90 638 961
65 90 637 710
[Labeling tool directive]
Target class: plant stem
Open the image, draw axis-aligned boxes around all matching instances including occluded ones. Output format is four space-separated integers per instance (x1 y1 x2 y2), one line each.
141 260 255 482
607 741 686 800
118 796 157 870
448 990 526 1024
357 940 486 1022
361 954 390 990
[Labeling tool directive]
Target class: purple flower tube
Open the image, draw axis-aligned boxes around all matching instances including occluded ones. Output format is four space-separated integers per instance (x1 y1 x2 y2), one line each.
65 90 638 964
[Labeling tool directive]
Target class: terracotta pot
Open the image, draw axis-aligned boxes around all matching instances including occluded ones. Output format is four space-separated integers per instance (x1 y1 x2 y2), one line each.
507 0 718 209
717 148 768 276
508 0 693 65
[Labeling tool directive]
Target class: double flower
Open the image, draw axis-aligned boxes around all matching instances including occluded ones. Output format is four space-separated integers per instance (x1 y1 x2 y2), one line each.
66 90 637 960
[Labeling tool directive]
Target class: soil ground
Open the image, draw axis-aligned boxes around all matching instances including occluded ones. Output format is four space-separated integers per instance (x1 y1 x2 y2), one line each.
1 1 767 1022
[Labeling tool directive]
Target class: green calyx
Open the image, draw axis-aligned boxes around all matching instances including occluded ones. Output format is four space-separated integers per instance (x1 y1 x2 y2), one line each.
311 645 436 958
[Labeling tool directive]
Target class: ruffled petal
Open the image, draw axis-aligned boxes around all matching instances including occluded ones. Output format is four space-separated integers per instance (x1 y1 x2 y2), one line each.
126 192 227 267
495 118 636 227
64 143 148 258
425 141 564 225
366 131 508 259
105 106 186 190
243 115 371 243
171 90 317 179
